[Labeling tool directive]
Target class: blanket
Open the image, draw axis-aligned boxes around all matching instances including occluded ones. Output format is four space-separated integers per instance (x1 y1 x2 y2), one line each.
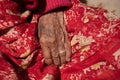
0 0 120 80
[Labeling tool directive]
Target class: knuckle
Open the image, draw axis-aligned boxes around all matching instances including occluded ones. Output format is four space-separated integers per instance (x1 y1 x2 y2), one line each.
45 59 53 65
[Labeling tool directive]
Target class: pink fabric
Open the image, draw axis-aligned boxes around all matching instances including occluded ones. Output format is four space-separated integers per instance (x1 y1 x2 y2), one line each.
21 0 72 13
42 0 72 13
0 0 120 80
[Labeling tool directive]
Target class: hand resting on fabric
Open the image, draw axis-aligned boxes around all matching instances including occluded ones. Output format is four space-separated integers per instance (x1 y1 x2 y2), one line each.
38 11 71 66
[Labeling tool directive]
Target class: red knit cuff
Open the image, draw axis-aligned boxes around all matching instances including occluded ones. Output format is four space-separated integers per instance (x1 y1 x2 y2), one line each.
39 0 72 14
22 0 39 10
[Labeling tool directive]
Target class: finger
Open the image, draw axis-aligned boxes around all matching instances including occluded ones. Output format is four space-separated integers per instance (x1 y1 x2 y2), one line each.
40 38 53 65
51 46 60 66
64 41 72 62
42 46 53 65
60 21 72 62
56 12 72 63
56 28 66 64
50 41 60 66
59 22 72 62
58 44 66 65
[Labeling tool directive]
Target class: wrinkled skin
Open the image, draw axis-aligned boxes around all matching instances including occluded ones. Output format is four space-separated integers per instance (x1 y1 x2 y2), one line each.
38 11 72 66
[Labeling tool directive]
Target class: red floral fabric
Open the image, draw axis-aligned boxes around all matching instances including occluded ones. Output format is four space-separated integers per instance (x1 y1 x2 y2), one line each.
0 0 120 80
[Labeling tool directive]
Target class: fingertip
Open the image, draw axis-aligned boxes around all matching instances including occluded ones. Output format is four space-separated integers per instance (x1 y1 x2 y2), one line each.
67 58 71 62
45 58 53 65
54 59 61 66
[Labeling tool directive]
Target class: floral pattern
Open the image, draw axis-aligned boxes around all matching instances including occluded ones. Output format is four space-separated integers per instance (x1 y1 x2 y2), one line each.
0 0 120 80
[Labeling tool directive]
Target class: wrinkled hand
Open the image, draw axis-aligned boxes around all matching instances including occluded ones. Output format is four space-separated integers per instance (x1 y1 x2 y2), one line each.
38 11 71 66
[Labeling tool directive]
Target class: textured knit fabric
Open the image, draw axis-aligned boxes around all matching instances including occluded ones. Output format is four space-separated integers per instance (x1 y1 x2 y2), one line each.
41 0 72 13
21 0 72 13
0 0 120 80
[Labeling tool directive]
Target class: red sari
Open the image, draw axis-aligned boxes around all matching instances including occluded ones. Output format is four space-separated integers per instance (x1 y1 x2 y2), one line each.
0 0 120 80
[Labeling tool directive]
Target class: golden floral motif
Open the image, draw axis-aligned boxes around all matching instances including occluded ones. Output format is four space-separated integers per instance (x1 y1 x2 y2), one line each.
71 33 95 52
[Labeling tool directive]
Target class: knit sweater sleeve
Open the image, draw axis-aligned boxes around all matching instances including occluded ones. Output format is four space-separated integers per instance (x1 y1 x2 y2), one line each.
42 0 72 13
23 0 72 14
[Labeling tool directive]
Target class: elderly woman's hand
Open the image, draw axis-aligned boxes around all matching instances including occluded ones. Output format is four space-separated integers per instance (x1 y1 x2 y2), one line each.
38 11 71 66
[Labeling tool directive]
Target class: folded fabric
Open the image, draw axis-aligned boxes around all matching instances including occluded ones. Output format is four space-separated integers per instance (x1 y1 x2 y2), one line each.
0 0 120 80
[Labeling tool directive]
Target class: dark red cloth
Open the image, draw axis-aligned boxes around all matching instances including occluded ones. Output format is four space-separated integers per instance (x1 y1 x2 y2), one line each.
0 0 120 80
21 0 72 13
